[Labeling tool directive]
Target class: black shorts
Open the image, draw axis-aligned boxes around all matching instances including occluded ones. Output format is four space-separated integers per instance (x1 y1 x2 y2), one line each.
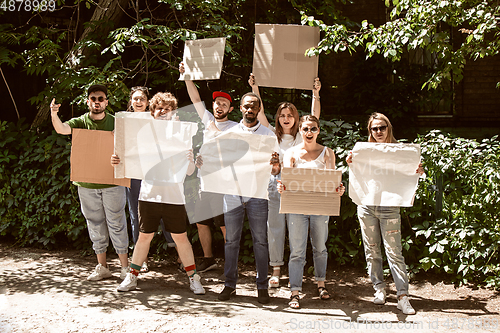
138 201 187 234
194 191 225 228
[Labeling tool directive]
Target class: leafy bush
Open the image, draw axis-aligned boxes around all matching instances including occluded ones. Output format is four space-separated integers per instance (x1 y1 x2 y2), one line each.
0 120 89 249
408 130 500 287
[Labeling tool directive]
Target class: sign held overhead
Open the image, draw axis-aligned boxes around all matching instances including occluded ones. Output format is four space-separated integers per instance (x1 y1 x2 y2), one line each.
252 24 320 90
179 37 226 81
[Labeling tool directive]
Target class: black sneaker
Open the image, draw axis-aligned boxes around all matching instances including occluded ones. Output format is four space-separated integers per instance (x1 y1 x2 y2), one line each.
218 286 235 301
257 289 270 304
197 257 217 273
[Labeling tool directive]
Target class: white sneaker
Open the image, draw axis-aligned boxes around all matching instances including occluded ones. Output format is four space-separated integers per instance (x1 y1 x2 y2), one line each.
120 266 129 280
87 264 112 281
373 288 386 305
397 295 416 315
189 273 205 295
117 273 137 292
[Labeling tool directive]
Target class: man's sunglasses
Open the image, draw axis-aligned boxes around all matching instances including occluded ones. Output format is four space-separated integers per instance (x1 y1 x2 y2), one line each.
90 96 106 102
370 125 387 132
301 126 319 133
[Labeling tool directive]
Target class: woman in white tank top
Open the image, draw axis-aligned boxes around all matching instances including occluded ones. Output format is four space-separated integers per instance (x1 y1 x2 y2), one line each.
249 74 322 288
279 115 345 309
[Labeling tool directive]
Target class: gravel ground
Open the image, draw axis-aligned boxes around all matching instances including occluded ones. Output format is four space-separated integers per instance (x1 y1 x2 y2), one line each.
1 242 499 333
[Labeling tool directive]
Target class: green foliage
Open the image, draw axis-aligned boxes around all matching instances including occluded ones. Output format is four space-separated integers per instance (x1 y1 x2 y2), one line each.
407 130 500 287
0 120 89 249
303 0 500 89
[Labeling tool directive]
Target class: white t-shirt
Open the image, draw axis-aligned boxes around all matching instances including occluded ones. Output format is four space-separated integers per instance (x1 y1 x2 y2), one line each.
202 109 238 132
227 120 279 157
229 120 276 137
268 125 302 163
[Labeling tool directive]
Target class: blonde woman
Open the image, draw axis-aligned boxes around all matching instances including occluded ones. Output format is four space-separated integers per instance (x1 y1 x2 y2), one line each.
346 112 423 315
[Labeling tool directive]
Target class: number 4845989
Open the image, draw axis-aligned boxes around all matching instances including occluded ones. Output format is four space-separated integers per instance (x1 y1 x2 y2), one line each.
1 0 56 12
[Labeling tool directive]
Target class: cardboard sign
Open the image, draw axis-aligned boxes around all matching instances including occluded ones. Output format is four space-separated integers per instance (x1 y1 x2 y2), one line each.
279 167 341 216
114 112 198 183
70 129 130 187
252 24 320 90
348 142 421 207
179 37 226 81
199 130 277 200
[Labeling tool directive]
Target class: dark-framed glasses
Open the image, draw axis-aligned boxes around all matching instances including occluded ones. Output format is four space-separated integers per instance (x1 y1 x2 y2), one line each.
370 125 387 132
301 126 319 133
90 96 106 102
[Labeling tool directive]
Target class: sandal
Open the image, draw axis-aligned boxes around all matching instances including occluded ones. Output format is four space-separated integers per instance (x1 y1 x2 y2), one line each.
318 287 331 300
289 294 300 309
269 275 280 288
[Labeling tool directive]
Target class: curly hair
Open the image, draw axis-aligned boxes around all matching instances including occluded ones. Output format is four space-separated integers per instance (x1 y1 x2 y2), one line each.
149 92 178 117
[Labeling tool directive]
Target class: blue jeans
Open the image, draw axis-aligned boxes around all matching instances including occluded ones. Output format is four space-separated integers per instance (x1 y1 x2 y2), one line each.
357 205 409 296
126 179 175 247
78 186 128 255
287 214 329 292
267 174 287 266
223 195 269 289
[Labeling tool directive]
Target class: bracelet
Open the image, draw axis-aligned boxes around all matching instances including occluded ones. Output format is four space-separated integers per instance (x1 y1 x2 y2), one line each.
313 95 320 100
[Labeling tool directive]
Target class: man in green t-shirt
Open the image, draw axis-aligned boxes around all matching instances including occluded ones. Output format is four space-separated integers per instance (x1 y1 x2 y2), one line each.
51 84 129 281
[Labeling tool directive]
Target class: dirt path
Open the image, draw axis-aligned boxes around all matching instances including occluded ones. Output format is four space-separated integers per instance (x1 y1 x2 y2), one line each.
1 242 499 332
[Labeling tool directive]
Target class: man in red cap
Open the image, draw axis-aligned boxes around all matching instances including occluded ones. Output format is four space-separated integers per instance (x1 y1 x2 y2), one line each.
179 63 237 276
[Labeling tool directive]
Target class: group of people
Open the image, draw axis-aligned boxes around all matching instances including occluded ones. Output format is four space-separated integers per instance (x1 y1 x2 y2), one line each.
49 65 422 315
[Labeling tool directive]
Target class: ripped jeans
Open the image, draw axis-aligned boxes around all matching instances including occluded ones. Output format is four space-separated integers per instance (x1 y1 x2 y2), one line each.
358 205 409 296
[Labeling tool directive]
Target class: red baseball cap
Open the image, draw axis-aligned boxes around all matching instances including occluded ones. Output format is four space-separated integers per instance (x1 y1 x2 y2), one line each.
212 90 233 104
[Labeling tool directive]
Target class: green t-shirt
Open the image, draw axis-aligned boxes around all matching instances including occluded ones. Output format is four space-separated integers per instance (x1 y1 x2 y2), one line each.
65 112 116 189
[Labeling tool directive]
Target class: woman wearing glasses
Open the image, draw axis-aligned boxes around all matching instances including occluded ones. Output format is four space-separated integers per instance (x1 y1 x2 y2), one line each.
249 75 322 288
278 115 345 309
346 112 423 315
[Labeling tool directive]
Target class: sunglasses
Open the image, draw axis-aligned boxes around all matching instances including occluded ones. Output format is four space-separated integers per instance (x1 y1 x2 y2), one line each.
90 96 106 102
370 125 387 132
301 126 319 133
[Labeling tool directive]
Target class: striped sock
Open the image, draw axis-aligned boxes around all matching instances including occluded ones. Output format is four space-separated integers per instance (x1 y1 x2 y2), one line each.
130 263 141 276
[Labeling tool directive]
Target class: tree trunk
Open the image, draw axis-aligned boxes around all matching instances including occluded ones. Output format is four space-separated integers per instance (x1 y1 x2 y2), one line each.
31 0 129 128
